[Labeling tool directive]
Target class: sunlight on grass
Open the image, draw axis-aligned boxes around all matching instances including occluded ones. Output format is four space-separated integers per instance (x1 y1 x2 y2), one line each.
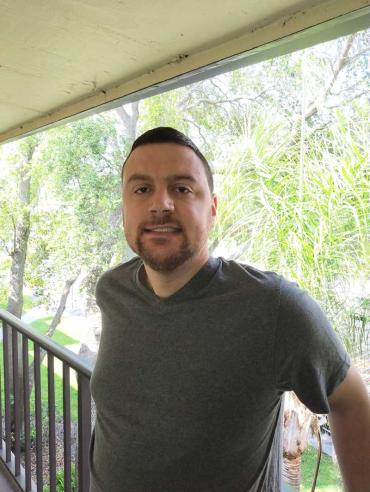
30 317 79 346
23 294 34 311
301 446 342 492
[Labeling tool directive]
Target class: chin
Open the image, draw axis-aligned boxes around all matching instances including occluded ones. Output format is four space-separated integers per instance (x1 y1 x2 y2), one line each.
141 248 195 273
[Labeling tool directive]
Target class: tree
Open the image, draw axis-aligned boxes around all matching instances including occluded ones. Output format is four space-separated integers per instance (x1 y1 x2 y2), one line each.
6 136 40 318
283 393 319 490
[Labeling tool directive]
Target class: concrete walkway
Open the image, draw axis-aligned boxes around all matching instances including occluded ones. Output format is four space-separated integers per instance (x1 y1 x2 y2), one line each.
0 460 22 491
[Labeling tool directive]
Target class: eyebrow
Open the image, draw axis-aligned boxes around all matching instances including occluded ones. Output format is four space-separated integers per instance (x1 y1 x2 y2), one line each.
126 173 151 184
126 173 197 184
168 174 197 183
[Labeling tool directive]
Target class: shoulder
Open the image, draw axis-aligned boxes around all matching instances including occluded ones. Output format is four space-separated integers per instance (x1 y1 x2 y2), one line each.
277 277 330 334
214 258 323 312
275 275 349 377
205 258 285 315
217 257 282 290
218 258 336 336
96 257 141 300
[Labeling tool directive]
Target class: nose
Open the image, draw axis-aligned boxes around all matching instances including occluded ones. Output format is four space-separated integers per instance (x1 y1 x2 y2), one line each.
149 188 174 214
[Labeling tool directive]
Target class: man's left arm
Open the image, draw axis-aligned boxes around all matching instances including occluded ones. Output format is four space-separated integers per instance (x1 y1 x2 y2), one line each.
328 365 370 491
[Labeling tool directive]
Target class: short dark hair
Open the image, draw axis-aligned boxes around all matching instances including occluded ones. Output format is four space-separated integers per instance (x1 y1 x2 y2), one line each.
121 127 214 192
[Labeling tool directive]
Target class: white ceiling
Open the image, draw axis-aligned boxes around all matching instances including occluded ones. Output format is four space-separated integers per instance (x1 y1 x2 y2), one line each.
0 0 369 143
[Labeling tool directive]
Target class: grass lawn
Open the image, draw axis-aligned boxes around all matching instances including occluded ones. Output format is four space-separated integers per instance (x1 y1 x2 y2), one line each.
23 294 34 312
0 294 34 311
300 445 342 491
30 317 78 346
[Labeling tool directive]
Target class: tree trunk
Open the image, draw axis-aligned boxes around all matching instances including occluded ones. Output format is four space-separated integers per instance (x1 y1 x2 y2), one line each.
28 276 78 393
283 456 301 490
6 151 33 318
115 101 139 142
283 392 314 489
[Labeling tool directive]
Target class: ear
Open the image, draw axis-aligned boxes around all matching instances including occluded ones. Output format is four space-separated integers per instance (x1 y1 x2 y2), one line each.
121 199 125 227
211 193 217 218
121 183 126 227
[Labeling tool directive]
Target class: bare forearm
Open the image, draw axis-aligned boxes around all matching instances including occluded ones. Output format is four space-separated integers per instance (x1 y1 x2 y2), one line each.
329 391 370 491
327 365 370 491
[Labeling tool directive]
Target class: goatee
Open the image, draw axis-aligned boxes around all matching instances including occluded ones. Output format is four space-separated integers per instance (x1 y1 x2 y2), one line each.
135 228 195 272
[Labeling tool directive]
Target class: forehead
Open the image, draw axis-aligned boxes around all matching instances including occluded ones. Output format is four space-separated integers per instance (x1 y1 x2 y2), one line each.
123 143 207 182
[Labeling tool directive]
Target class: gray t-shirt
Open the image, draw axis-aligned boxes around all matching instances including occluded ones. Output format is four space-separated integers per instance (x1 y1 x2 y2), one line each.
90 257 349 491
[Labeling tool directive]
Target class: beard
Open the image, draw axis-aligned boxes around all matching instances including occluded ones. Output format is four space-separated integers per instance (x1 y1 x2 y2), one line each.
135 233 196 272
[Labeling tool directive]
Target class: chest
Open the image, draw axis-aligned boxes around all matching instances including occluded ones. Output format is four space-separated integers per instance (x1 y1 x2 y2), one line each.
91 294 278 421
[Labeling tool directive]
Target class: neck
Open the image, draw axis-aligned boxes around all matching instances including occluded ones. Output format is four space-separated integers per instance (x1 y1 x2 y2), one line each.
141 253 209 298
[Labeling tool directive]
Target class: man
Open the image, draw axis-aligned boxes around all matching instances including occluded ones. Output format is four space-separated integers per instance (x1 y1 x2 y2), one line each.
90 127 370 491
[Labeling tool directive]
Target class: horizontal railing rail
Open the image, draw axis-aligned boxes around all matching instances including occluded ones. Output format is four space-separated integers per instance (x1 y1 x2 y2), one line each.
0 308 93 492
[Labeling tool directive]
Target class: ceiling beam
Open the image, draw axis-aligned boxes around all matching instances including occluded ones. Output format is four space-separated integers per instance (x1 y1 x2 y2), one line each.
0 0 369 144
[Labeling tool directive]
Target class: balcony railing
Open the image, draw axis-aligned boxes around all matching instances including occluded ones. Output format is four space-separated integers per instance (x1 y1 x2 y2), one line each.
0 308 93 492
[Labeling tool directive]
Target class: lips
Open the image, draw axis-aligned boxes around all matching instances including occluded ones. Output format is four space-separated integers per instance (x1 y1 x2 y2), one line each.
142 224 182 233
144 226 181 233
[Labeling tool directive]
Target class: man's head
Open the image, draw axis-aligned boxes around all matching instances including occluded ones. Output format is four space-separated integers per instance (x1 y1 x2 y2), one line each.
121 127 217 273
122 127 214 193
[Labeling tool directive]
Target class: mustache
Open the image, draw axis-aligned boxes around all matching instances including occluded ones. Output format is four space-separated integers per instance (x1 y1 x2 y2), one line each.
139 217 182 231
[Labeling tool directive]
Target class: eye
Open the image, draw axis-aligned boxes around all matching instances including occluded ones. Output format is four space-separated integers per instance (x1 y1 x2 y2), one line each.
134 186 150 194
175 186 191 193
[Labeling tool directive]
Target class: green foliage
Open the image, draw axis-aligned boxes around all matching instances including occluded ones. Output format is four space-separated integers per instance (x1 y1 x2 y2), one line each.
0 287 7 308
43 465 77 492
3 113 127 308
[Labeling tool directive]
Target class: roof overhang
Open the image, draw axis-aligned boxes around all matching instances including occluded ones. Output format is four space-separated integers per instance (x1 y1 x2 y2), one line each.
0 0 369 144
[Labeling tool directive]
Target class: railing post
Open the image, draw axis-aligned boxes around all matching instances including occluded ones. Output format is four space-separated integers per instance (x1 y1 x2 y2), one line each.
78 373 91 492
22 334 31 491
63 363 71 492
11 328 21 476
2 321 12 463
34 343 43 492
48 354 57 492
0 322 3 448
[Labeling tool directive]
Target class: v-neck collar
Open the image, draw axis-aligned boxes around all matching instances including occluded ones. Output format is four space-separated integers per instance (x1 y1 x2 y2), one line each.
134 257 221 304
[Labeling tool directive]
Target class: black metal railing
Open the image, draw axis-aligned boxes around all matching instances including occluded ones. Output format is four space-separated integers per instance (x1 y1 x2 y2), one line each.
0 308 93 492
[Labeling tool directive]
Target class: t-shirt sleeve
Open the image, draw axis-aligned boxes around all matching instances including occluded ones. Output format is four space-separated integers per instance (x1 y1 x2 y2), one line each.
275 278 350 414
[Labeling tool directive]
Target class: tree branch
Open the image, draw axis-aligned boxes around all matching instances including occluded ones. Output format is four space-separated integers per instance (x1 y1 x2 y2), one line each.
326 90 368 108
304 34 356 120
0 238 12 256
182 118 208 148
